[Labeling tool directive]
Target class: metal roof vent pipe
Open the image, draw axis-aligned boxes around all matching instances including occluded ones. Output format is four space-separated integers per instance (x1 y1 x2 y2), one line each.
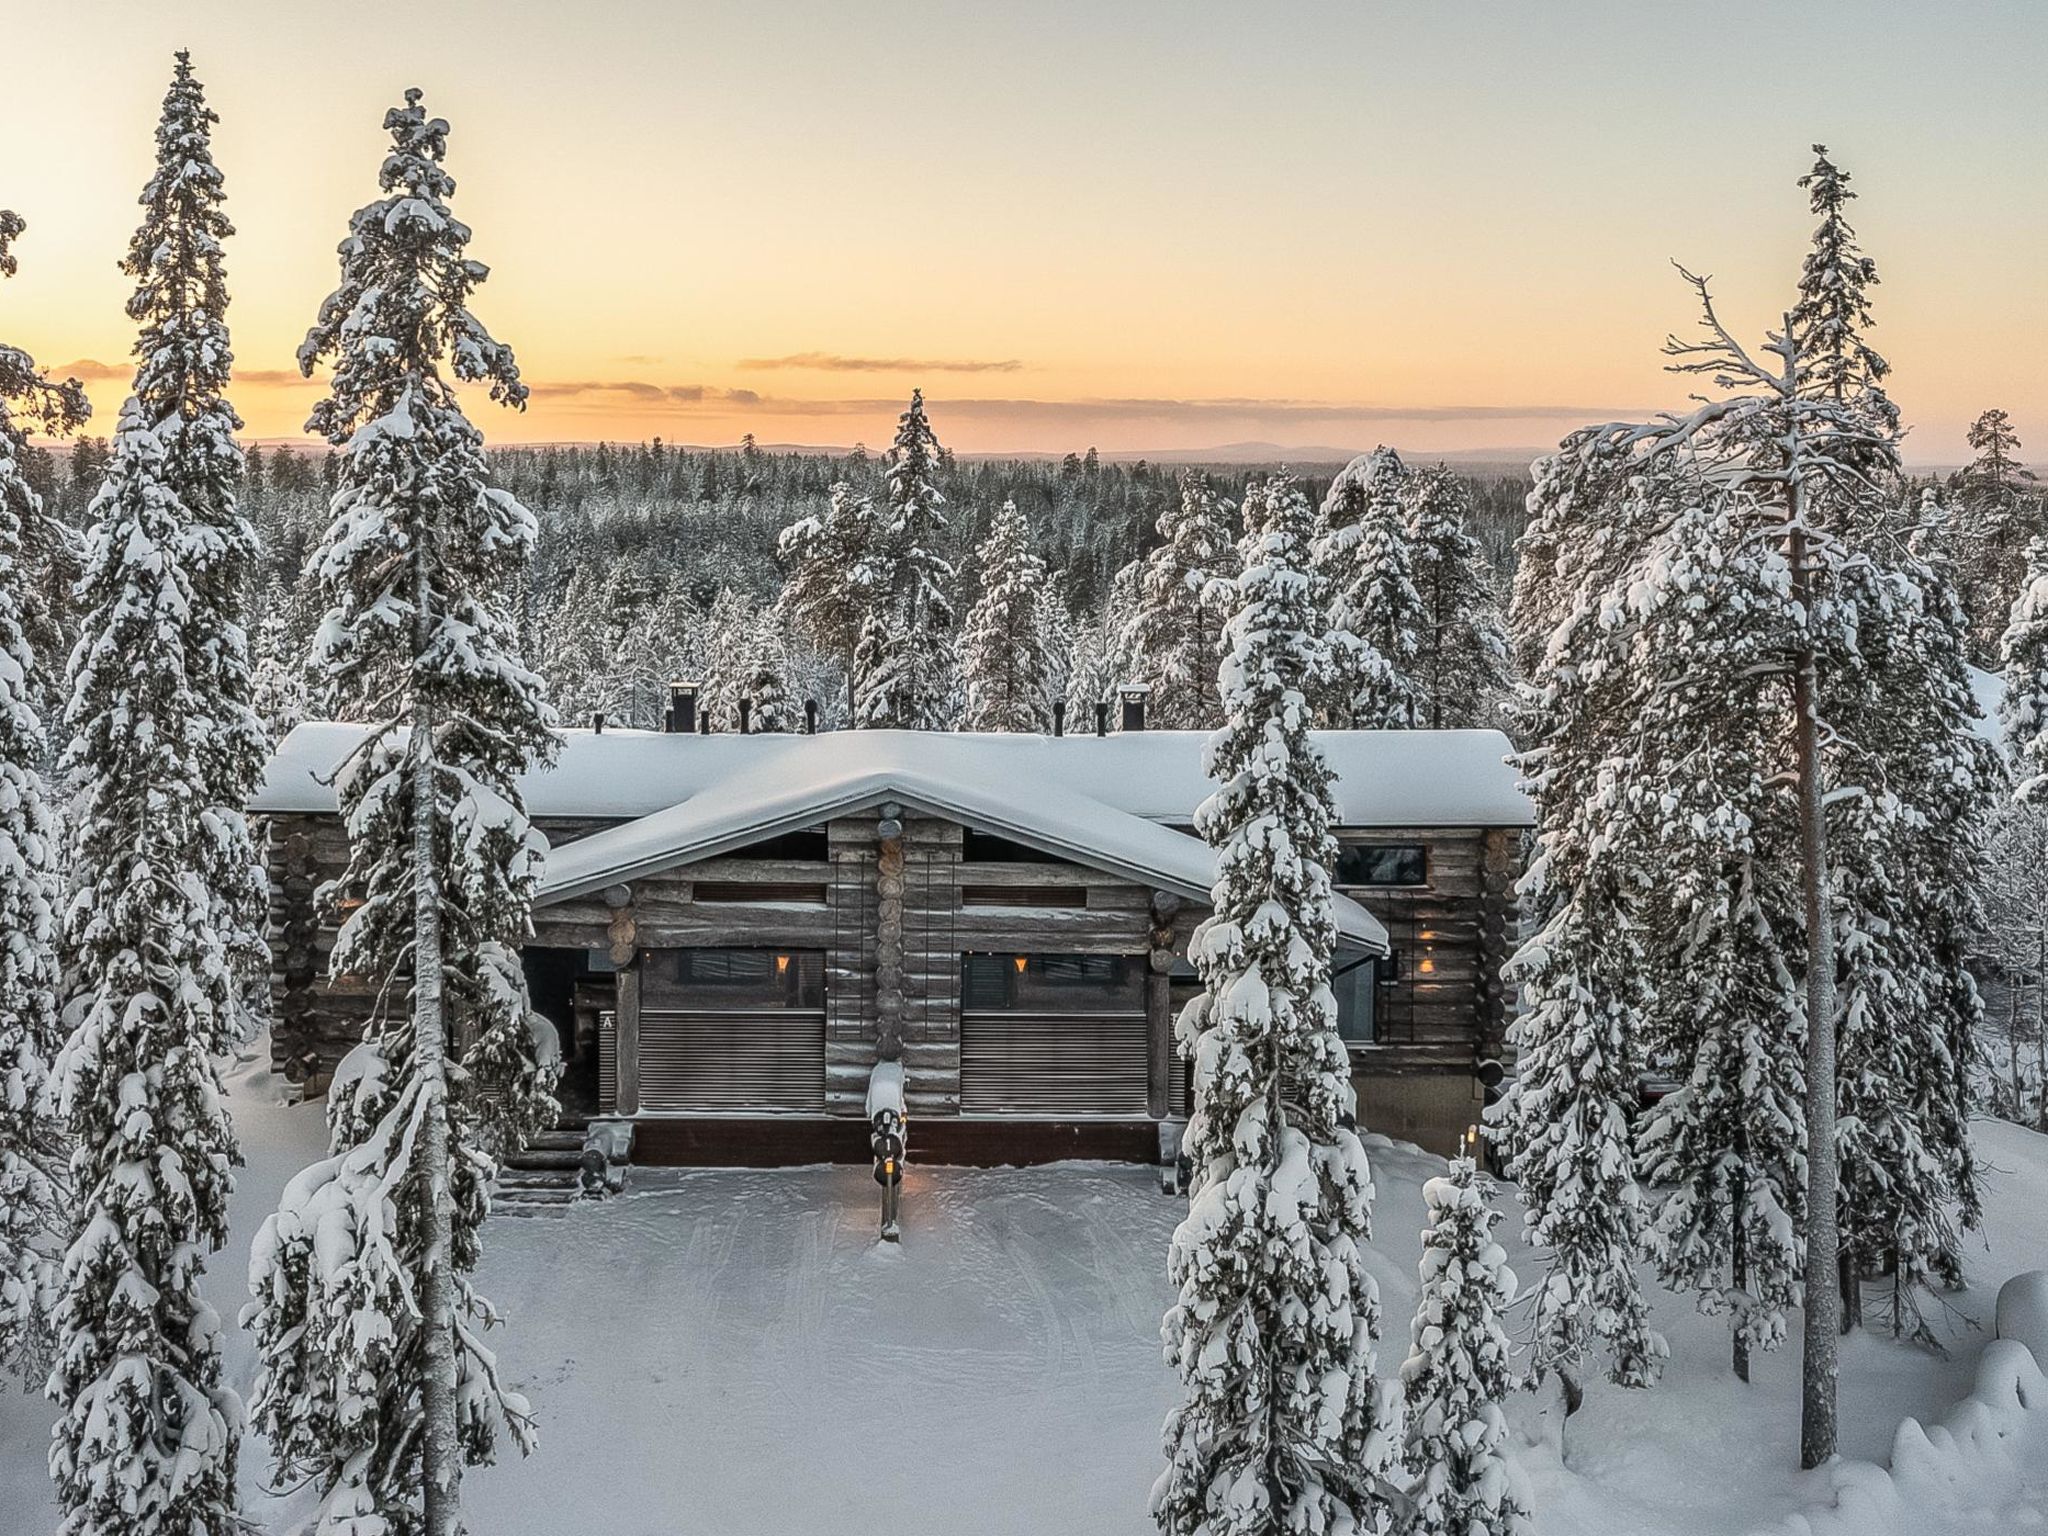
665 681 699 734
1094 700 1110 737
1052 700 1066 738
1119 681 1151 732
804 699 819 734
738 697 754 735
698 707 711 735
592 711 606 734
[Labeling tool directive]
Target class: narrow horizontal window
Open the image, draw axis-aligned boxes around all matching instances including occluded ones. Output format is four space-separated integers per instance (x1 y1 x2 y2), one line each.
692 881 828 905
960 885 1089 908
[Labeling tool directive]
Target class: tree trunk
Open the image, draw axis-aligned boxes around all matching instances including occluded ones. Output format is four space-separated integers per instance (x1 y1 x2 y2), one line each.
1731 1158 1750 1383
2036 926 2047 1130
1790 523 1841 1472
411 559 463 1536
2010 982 2025 1117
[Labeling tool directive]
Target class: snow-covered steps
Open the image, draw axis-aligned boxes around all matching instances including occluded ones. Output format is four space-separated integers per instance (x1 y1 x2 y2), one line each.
493 1127 594 1216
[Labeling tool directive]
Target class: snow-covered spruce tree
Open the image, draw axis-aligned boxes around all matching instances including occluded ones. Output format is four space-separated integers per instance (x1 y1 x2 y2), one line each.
1125 472 1239 728
0 211 83 1388
1156 471 1395 1536
1492 465 1668 1409
2000 534 2048 801
48 54 265 1535
854 390 955 729
125 51 269 1035
778 479 879 715
1826 492 1995 1340
1400 1159 1528 1536
1313 447 1419 728
742 615 796 732
1956 409 2039 664
1403 464 1509 730
242 89 557 1536
1627 489 1807 1383
960 497 1054 731
252 573 310 741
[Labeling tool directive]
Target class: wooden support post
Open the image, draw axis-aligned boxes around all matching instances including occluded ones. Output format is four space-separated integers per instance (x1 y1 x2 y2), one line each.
606 884 640 1116
614 965 641 1116
1147 890 1183 1120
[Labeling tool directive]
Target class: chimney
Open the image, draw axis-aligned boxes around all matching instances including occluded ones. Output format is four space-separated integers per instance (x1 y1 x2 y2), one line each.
592 711 606 734
1052 701 1066 738
1094 701 1109 737
698 708 711 735
1119 682 1151 732
666 681 699 734
739 697 754 735
804 699 819 734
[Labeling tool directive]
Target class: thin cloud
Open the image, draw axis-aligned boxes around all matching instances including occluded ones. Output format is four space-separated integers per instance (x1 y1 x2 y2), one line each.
234 367 321 387
736 352 1025 374
528 385 1655 426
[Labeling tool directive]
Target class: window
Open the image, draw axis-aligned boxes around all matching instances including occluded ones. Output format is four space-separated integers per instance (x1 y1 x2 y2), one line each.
1335 843 1427 887
961 953 1142 1013
1333 954 1377 1045
960 885 1088 908
642 948 825 1011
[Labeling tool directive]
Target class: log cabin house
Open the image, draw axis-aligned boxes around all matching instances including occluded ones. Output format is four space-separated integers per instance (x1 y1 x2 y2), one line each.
252 689 1533 1167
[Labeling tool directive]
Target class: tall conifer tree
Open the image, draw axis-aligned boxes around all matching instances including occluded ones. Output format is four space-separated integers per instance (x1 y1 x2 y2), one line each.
0 212 84 1388
854 390 955 728
1312 447 1418 728
960 497 1054 731
1126 472 1238 728
50 54 253 1536
1403 464 1509 730
1156 472 1393 1536
243 89 557 1536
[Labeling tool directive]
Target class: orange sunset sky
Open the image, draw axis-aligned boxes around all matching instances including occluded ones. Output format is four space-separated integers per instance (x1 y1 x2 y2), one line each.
8 1 2045 462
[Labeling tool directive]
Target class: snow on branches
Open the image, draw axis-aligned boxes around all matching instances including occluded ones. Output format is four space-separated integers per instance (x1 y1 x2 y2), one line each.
1156 471 1396 1536
1401 1160 1529 1536
960 497 1054 731
244 87 556 1536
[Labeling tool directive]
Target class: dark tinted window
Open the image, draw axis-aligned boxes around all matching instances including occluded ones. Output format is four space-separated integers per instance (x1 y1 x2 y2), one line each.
642 948 824 1010
962 953 1142 1013
1335 844 1427 887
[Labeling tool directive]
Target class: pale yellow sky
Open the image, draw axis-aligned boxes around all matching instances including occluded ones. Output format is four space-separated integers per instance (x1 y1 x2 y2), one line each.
7 2 2044 459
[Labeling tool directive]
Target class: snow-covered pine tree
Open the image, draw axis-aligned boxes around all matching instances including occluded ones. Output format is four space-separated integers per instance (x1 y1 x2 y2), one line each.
1156 471 1395 1536
1628 488 1807 1382
0 210 82 1388
48 54 262 1536
1956 409 2039 664
1492 464 1667 1408
251 573 309 741
960 497 1053 731
779 479 879 717
1826 490 1995 1339
1403 465 1509 730
1124 472 1238 728
2002 533 2048 802
126 51 268 1036
1313 447 1418 728
742 614 797 732
854 390 955 728
1400 1158 1528 1536
242 89 557 1536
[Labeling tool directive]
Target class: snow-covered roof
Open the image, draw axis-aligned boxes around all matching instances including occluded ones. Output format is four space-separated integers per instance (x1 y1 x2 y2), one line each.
527 733 1389 950
253 721 1534 828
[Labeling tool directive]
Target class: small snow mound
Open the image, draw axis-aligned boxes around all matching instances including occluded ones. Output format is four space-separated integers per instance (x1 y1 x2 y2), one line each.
1751 1336 2048 1536
1996 1270 2048 1365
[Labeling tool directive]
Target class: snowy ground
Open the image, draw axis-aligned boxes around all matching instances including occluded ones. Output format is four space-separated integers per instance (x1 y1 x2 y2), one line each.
2 1051 2045 1535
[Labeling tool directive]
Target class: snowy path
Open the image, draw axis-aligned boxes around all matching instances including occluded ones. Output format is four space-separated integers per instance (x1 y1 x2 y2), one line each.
1 1062 2045 1534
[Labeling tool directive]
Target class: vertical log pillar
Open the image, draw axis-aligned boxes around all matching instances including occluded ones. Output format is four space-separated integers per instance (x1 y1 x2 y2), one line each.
1147 891 1183 1120
606 884 640 1116
874 803 906 1063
